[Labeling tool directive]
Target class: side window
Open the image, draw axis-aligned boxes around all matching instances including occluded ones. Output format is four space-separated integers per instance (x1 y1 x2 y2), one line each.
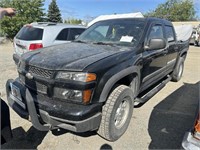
165 26 175 42
68 28 86 40
148 24 164 39
56 29 69 41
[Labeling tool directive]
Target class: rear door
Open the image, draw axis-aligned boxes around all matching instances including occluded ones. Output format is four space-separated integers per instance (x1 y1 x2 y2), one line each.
53 28 86 45
53 28 70 45
164 25 178 73
141 23 168 91
14 26 43 56
68 28 86 40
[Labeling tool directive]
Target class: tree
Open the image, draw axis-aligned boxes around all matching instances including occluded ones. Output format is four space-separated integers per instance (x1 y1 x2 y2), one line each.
64 18 82 25
145 0 196 21
0 0 45 40
47 0 62 23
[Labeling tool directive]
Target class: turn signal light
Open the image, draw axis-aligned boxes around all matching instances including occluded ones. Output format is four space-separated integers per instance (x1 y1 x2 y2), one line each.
86 73 96 82
83 90 92 104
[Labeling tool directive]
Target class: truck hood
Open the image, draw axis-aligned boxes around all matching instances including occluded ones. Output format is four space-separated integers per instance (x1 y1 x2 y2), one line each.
22 42 128 71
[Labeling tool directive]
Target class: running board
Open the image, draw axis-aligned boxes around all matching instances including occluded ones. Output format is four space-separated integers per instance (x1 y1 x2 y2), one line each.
134 76 172 107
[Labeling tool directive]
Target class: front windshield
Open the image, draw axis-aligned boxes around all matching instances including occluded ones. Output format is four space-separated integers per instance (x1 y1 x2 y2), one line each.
77 19 145 47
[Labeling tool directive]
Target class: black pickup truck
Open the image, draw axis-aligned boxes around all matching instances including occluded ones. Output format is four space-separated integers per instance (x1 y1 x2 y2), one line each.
6 17 189 141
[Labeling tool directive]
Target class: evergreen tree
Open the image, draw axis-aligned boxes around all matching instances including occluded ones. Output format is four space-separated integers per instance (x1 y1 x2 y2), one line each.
47 0 62 23
0 0 45 40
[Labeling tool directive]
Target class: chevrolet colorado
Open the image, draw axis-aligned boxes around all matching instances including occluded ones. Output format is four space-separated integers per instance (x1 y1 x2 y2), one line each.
6 17 189 141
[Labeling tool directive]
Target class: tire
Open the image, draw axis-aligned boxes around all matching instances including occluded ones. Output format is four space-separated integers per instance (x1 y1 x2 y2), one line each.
97 85 134 141
171 57 184 82
195 41 199 46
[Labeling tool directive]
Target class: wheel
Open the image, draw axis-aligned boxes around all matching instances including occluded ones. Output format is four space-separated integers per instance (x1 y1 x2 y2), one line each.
171 57 184 82
97 85 134 141
195 40 199 46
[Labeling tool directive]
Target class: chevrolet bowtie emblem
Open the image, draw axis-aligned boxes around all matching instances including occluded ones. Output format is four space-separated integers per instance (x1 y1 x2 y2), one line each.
26 72 33 79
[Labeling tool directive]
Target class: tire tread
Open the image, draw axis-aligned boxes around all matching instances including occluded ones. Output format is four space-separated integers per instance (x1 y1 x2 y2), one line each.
97 85 130 141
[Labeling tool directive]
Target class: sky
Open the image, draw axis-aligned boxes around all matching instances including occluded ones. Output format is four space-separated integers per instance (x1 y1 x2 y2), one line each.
44 0 200 20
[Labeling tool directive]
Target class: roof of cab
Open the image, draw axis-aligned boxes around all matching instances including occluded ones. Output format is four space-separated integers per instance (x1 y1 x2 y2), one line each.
145 17 173 26
87 17 173 27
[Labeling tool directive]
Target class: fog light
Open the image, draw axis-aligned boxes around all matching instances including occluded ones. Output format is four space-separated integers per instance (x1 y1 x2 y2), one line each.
62 90 82 100
54 87 92 103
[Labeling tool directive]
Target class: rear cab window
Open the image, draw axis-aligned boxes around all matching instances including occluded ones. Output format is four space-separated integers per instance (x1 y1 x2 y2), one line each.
16 26 43 41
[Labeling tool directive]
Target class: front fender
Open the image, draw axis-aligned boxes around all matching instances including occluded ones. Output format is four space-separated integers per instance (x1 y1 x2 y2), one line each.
98 66 140 103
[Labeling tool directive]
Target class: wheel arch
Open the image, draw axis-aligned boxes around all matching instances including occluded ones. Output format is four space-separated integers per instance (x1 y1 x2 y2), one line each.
179 47 188 59
180 51 187 59
173 47 188 70
99 66 140 103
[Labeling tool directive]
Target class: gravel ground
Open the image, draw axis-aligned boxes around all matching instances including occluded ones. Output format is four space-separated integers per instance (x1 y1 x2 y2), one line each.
1 42 199 150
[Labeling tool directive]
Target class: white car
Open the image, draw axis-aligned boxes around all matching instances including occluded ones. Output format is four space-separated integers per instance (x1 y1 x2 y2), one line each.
190 29 199 46
13 22 86 63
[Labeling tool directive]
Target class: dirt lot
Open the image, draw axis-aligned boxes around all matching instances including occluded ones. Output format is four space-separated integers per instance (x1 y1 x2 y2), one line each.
1 42 200 149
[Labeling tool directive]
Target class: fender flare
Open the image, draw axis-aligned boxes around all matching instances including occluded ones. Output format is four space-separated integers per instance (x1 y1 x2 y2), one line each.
174 47 188 68
99 66 140 103
179 47 188 58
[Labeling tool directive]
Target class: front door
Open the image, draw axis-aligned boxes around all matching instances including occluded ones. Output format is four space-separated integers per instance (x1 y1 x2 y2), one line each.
141 23 168 91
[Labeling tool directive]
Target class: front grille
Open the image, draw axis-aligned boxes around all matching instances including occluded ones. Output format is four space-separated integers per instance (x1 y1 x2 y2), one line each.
28 66 53 79
19 74 47 94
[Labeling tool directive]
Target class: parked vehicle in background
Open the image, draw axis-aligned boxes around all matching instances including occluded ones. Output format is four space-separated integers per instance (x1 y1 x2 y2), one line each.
13 22 86 64
189 28 199 46
182 109 200 149
6 17 191 141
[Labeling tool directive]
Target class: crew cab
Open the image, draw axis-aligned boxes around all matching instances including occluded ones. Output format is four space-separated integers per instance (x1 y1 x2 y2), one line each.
6 17 190 141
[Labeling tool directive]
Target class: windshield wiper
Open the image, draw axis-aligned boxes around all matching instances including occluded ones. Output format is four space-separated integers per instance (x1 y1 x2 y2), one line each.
73 40 87 43
92 42 115 46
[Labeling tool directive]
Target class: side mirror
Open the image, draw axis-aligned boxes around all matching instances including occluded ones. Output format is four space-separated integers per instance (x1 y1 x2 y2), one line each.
145 38 166 50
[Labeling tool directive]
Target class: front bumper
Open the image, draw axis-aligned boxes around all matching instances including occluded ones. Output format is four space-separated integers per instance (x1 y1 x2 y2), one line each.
6 78 102 132
182 131 200 150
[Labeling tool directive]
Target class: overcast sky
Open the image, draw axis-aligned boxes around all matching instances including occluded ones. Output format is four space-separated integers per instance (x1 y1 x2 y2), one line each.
44 0 200 20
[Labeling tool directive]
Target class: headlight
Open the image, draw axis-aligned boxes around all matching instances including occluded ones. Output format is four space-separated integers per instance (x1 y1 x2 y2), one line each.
56 72 96 82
